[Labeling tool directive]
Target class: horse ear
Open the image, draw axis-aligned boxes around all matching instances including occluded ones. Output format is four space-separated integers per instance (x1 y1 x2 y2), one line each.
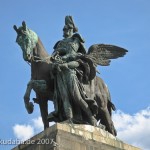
13 25 18 33
22 21 27 30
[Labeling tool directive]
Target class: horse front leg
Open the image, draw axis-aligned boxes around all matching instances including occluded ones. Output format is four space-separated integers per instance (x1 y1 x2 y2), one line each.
24 79 48 114
24 79 49 129
24 80 34 114
39 99 49 129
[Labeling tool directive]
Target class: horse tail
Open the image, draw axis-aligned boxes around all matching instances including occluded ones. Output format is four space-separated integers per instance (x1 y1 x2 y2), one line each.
106 87 116 116
108 100 116 111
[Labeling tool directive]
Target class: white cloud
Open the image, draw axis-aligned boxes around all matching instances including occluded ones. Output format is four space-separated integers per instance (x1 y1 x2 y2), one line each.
32 116 43 132
113 107 150 150
13 116 56 142
13 116 43 141
13 124 34 141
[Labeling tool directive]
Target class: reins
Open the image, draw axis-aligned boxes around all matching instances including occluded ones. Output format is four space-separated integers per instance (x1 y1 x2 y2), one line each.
26 55 52 66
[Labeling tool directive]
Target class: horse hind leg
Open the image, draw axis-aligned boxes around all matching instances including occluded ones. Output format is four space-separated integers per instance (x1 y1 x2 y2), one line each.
99 107 117 136
96 78 117 136
96 94 117 136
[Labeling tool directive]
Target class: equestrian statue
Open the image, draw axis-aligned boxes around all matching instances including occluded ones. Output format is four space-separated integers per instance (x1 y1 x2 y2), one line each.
13 16 128 136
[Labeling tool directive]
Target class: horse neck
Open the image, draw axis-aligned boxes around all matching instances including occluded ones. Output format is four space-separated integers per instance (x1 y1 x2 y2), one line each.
31 38 51 80
35 38 49 58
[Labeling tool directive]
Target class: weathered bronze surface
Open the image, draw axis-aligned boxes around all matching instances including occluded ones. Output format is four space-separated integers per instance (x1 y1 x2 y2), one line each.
14 16 128 136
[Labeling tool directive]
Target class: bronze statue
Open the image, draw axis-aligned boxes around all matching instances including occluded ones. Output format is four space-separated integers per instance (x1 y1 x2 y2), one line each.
13 16 128 136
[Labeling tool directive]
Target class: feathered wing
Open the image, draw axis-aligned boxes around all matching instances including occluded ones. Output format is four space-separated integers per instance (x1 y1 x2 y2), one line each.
86 44 128 66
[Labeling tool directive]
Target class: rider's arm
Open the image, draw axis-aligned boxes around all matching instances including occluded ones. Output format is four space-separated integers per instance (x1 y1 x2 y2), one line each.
67 61 79 69
58 61 79 70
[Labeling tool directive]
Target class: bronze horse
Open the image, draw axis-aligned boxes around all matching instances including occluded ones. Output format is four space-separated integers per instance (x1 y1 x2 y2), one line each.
13 21 117 136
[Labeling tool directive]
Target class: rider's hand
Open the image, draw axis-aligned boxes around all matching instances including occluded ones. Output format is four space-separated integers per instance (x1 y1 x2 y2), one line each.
58 63 68 71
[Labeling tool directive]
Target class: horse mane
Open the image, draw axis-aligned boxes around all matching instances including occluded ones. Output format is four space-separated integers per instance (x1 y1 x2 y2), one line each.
35 38 50 59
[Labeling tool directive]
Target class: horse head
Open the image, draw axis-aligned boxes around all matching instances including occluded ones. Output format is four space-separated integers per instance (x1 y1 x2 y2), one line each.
13 21 39 62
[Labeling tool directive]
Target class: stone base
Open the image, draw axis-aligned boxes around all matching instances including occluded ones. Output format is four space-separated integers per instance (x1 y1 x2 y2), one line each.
12 123 141 150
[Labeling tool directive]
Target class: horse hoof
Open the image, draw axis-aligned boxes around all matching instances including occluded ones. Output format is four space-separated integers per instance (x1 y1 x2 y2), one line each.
26 102 34 114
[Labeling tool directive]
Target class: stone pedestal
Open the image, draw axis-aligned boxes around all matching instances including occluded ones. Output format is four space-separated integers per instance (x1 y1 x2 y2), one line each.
12 123 141 150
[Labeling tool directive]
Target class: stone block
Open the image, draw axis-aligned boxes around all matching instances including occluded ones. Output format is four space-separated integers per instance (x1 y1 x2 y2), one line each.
12 123 141 150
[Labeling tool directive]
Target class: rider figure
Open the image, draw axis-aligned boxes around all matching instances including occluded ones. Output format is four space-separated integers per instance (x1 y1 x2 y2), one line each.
48 16 98 125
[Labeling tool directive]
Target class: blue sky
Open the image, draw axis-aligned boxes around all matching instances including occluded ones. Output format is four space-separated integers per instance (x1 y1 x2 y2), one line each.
0 0 150 149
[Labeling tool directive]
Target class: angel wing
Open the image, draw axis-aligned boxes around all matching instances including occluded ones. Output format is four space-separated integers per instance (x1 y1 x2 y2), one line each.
86 44 128 66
